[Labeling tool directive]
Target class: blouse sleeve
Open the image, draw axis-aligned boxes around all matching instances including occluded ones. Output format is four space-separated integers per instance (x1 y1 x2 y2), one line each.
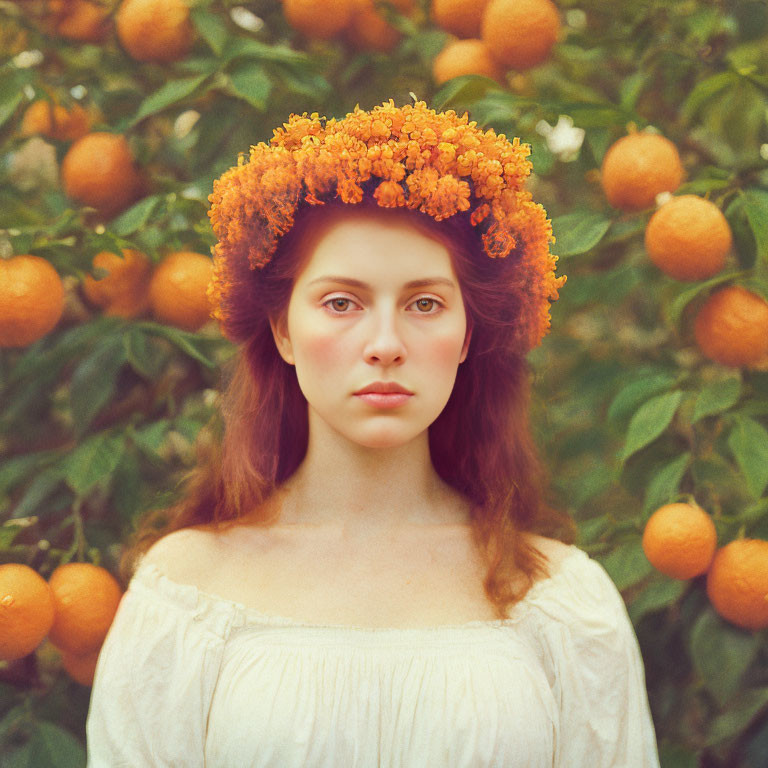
85 562 232 768
528 550 661 768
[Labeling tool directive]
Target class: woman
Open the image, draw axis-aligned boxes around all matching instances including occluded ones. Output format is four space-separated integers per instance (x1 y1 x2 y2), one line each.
86 99 660 767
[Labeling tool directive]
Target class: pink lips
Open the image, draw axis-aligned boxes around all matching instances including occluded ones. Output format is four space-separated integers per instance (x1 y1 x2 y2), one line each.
354 393 412 408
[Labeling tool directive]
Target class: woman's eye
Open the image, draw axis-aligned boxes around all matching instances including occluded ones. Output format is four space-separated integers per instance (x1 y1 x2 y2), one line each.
322 296 443 314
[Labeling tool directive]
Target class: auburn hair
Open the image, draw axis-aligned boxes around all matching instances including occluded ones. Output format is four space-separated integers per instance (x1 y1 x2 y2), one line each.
119 193 577 620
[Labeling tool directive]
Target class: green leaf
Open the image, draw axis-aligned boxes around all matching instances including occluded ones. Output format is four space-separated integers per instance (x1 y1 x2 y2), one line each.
132 419 171 458
619 71 649 111
642 453 691 517
190 7 228 55
227 62 272 111
657 741 699 768
664 270 744 327
110 195 162 237
0 524 25 549
578 514 610 544
433 75 503 111
621 391 684 462
682 71 738 122
27 721 86 767
742 189 768 264
110 446 144 523
607 373 677 426
62 432 127 496
0 91 23 131
10 470 67 520
690 608 762 707
0 452 55 497
727 415 768 497
130 74 210 125
705 687 768 746
221 38 309 65
691 376 742 423
599 539 655 591
135 322 217 368
551 212 611 257
70 336 127 438
628 575 686 623
124 327 166 379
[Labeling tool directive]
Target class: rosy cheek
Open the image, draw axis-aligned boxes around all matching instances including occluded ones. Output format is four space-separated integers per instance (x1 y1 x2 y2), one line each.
425 332 465 368
305 331 346 368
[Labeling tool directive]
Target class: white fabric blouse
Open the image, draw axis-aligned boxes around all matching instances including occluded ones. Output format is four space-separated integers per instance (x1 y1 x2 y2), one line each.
86 543 660 768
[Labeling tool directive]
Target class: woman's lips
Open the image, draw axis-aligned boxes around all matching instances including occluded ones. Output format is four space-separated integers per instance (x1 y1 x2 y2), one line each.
354 393 413 408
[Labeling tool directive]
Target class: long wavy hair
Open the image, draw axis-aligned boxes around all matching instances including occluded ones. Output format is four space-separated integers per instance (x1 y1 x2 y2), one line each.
119 193 577 620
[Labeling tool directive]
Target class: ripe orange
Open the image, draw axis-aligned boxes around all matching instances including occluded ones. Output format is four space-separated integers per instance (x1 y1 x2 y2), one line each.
645 195 732 281
59 646 101 686
0 255 65 348
82 248 153 319
20 99 92 142
480 0 559 71
642 502 717 579
61 132 144 220
344 0 415 53
116 0 195 63
48 0 112 43
283 0 354 39
0 564 56 662
47 562 123 656
707 539 768 630
431 0 490 38
600 131 684 212
433 38 503 84
149 251 214 331
693 285 768 368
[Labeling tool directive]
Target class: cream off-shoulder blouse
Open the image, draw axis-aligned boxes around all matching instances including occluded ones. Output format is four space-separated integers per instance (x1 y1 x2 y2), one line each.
85 543 660 768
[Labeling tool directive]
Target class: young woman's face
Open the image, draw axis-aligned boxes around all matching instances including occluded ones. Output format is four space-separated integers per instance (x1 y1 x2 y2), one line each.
269 211 472 448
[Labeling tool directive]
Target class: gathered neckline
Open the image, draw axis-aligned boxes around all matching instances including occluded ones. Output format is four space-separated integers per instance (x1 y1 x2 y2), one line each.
132 544 586 634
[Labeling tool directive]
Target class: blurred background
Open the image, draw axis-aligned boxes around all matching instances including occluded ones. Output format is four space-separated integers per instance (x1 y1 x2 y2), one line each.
1 0 767 765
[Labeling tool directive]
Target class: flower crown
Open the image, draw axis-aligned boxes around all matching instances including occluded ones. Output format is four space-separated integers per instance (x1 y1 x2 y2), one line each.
207 99 566 352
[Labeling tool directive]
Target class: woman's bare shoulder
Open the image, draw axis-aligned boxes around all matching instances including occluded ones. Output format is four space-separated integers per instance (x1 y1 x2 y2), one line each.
138 525 225 583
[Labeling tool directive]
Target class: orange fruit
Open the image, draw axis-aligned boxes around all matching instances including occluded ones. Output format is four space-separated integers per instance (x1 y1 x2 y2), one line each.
49 0 112 43
47 562 123 656
431 0 491 38
480 0 559 71
433 38 503 84
20 99 92 142
82 248 153 319
61 132 144 219
283 0 354 39
0 255 65 348
345 0 415 53
645 195 732 281
149 251 214 331
116 0 195 63
59 646 101 686
693 285 768 368
706 539 768 630
0 564 56 662
600 131 684 212
642 502 717 580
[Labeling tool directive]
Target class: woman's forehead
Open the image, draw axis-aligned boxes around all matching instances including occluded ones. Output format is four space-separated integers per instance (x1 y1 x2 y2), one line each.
295 208 456 276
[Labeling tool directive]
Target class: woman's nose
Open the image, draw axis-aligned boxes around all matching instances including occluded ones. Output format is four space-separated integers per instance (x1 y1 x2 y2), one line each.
362 310 407 362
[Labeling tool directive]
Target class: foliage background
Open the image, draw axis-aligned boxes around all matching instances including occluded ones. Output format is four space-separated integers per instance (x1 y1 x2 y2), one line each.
1 0 767 765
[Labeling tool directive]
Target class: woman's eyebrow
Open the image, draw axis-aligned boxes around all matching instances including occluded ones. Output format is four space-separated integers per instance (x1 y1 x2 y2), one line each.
308 276 456 290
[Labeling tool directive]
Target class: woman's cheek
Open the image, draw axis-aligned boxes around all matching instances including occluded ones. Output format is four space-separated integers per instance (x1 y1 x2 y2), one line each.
428 331 467 370
305 330 347 371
